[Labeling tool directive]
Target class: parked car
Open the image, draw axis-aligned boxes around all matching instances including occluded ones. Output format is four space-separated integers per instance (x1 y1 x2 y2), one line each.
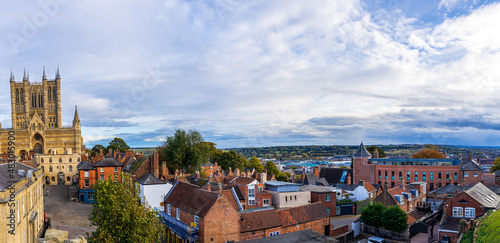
368 236 389 243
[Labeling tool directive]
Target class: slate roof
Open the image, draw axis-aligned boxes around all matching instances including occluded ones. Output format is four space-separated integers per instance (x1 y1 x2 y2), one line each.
128 156 148 172
164 181 219 217
462 160 481 171
319 168 352 185
240 229 338 243
301 173 329 187
239 208 282 232
407 210 426 225
136 173 165 185
353 142 372 158
341 184 360 191
276 202 329 227
77 161 95 170
94 156 122 167
0 162 38 190
464 182 500 209
230 176 258 185
222 185 245 200
430 184 464 195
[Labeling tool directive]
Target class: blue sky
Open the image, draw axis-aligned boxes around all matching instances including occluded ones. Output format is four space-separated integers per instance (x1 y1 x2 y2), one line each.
1 0 500 148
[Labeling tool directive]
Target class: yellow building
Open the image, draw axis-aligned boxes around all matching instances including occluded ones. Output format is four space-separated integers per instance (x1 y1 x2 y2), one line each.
0 67 83 158
37 154 82 185
0 162 44 243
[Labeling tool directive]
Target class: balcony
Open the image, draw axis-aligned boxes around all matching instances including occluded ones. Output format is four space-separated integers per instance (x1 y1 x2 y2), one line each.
158 211 198 242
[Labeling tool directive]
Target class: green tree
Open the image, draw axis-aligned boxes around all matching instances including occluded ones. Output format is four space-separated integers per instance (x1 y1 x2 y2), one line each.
490 157 500 172
213 151 249 171
366 146 387 158
265 161 279 175
381 206 408 232
106 137 130 153
91 144 106 156
424 144 440 151
89 173 164 243
249 156 264 173
361 202 385 227
160 130 213 173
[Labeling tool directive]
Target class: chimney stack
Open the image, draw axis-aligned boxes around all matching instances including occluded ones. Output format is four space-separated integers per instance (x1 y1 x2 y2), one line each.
346 173 351 186
313 166 320 177
373 149 379 159
161 162 168 178
359 180 364 186
261 172 267 184
384 181 388 192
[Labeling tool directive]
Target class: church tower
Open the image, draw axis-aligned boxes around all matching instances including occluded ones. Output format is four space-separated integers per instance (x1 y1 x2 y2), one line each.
352 142 375 185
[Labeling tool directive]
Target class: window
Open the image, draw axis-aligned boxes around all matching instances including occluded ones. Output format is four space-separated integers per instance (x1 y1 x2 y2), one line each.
59 158 62 163
167 204 171 216
269 231 280 236
465 208 475 218
446 172 450 181
41 166 44 172
391 171 394 180
378 170 381 179
474 172 478 177
249 200 255 205
176 208 180 220
430 172 434 181
399 171 402 180
114 167 118 173
423 172 426 181
194 215 199 228
325 195 331 202
453 207 463 217
69 165 72 172
438 172 442 181
258 187 263 193
88 192 94 200
100 167 104 173
454 172 458 181
100 175 105 181
326 207 331 214
49 158 52 163
415 171 418 181
385 171 387 180
84 179 89 187
41 158 44 163
464 172 468 177
69 158 72 162
248 188 255 197
407 171 410 181
263 199 269 206
84 171 89 178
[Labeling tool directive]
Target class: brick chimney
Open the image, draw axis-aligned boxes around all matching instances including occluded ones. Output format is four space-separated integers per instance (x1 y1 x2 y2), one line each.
234 168 240 177
126 149 134 158
161 162 168 178
313 166 320 177
400 177 405 189
346 173 351 186
99 149 103 156
151 151 159 178
373 149 379 159
359 180 364 186
108 148 112 156
261 172 267 184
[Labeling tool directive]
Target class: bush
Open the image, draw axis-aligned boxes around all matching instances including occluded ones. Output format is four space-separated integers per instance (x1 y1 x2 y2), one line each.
381 206 408 232
361 202 385 227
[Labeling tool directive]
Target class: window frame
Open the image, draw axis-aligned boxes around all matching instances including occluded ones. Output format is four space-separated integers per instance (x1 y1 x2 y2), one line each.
465 207 475 218
453 207 463 217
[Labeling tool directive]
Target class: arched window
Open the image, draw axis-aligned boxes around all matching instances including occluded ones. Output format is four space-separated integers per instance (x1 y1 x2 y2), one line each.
69 165 73 172
49 166 52 172
51 177 55 181
41 158 44 163
49 158 52 163
59 158 62 163
77 157 81 162
67 176 70 181
41 166 44 172
69 158 72 163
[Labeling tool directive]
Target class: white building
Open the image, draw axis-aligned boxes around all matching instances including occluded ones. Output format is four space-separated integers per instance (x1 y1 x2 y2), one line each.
136 173 173 211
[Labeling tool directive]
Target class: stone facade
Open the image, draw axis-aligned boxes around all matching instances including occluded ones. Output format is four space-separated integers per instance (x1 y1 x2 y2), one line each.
0 68 83 158
36 154 82 185
266 190 311 208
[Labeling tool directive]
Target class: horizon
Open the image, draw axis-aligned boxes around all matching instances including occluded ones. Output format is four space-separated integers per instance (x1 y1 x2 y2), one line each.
2 1 500 148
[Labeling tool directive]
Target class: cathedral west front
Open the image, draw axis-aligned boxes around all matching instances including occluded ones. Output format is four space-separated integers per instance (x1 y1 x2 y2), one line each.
0 67 84 184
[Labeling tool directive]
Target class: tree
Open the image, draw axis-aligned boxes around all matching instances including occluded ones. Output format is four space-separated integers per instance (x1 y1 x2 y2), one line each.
249 156 264 173
366 146 387 158
412 149 445 159
381 206 408 232
490 157 500 172
89 173 164 243
424 144 440 151
361 202 385 227
212 151 249 171
265 161 279 175
91 144 106 156
106 137 130 153
159 130 213 173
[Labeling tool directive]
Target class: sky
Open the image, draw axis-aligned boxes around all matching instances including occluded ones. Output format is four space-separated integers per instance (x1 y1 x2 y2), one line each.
1 0 500 148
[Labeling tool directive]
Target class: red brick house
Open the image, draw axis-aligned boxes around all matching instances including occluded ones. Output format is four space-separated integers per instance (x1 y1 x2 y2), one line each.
229 176 272 210
239 208 283 241
276 202 331 235
439 183 500 243
300 185 337 217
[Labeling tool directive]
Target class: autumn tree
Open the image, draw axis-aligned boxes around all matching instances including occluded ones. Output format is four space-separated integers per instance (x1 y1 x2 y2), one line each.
412 149 445 159
490 157 500 172
106 137 130 153
89 173 164 243
249 156 264 173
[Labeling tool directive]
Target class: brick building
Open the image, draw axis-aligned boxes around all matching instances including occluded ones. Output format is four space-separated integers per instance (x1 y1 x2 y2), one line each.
265 181 311 208
239 207 283 241
276 202 330 235
228 176 272 210
300 185 337 217
76 156 122 203
353 143 483 192
439 183 500 243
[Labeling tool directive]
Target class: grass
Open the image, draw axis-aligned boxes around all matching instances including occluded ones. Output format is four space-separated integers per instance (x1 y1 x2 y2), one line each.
475 210 500 243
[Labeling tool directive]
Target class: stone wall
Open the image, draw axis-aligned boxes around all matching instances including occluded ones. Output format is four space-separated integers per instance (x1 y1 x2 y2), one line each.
36 229 87 243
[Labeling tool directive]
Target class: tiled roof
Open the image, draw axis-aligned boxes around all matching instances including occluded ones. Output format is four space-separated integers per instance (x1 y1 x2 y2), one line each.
319 168 352 185
164 181 219 217
136 173 165 185
222 189 241 211
77 161 95 170
230 176 258 185
239 208 282 232
407 210 426 225
462 160 481 171
353 142 372 158
440 217 469 232
0 162 38 190
364 182 377 193
302 173 329 187
276 202 329 227
464 182 500 209
94 156 122 167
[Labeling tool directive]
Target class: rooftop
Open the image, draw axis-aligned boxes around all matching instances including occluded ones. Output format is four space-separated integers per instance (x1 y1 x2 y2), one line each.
94 156 123 167
265 181 299 187
136 173 166 185
0 162 38 190
239 207 282 232
299 185 336 193
369 158 461 166
239 229 338 243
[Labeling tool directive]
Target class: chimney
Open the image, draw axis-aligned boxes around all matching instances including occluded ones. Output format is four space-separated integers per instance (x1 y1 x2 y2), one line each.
456 189 460 196
400 177 405 189
313 166 320 177
261 172 267 184
346 173 351 186
99 149 103 156
214 162 218 167
161 162 168 178
373 149 379 159
235 168 240 177
152 151 159 178
108 148 112 156
384 181 388 192
461 178 465 187
359 180 364 186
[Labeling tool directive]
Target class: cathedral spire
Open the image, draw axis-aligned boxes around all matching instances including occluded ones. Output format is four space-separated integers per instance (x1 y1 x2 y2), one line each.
74 105 80 121
10 69 14 82
23 68 27 81
42 66 46 80
55 65 60 79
